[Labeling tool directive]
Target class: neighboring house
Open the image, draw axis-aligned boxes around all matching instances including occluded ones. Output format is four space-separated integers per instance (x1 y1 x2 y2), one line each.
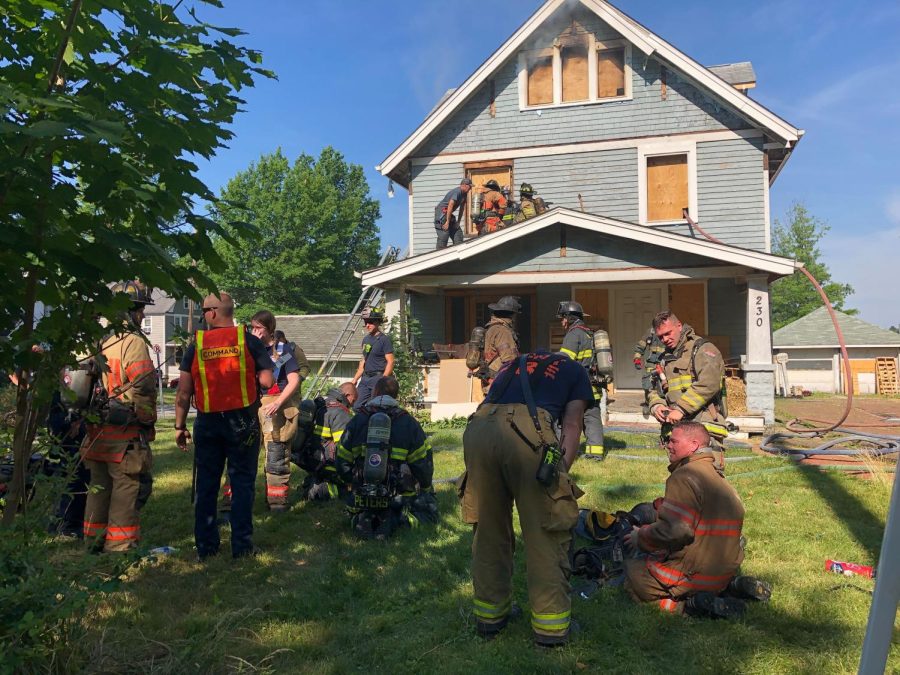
275 314 365 384
365 0 805 424
142 290 199 385
773 308 900 394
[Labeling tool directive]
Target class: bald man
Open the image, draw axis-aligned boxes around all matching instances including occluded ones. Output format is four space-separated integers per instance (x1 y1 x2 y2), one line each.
175 293 275 560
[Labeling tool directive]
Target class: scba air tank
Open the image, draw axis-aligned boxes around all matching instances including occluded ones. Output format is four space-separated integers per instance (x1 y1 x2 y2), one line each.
291 399 319 455
471 190 483 218
466 326 486 370
363 412 392 486
593 329 613 376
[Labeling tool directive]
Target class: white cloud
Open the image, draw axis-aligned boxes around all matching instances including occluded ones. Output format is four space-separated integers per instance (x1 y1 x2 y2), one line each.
820 225 900 329
887 192 900 226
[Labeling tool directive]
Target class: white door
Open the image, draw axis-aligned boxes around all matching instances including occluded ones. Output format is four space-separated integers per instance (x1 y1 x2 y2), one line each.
613 287 663 389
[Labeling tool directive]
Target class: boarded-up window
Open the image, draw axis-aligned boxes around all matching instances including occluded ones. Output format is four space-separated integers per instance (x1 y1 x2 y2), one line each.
527 55 553 106
598 47 625 98
647 154 688 222
561 42 589 102
465 164 513 236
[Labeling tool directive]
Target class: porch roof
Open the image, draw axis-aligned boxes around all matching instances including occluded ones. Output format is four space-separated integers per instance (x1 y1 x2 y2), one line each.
361 208 800 288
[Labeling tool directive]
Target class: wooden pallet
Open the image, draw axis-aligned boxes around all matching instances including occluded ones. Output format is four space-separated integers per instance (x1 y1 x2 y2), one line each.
875 357 899 395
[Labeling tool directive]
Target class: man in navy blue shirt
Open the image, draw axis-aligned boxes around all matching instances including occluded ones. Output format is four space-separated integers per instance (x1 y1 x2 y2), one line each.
351 311 394 411
460 351 593 647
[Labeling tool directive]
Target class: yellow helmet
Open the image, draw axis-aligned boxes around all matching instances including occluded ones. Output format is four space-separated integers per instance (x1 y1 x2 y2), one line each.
110 280 154 306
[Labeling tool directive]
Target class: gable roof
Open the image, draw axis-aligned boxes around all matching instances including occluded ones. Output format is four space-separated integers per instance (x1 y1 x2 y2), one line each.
360 207 799 287
144 289 178 316
708 62 756 88
773 307 900 348
378 0 802 181
274 314 364 360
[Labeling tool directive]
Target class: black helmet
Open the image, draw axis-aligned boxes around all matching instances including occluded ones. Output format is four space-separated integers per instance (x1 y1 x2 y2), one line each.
556 300 588 318
483 179 501 191
111 280 154 307
520 182 534 197
363 310 384 323
488 296 521 313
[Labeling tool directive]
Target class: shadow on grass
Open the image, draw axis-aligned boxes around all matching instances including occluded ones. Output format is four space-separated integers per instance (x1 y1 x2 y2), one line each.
793 465 886 560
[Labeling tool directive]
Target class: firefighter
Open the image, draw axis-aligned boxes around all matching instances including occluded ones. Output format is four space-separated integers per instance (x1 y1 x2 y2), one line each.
174 293 274 560
461 352 593 646
622 422 762 618
81 280 157 552
647 310 729 459
250 310 303 512
304 382 357 501
482 296 521 392
434 177 472 248
477 179 508 235
633 327 666 407
47 386 87 538
351 311 394 411
557 301 605 460
514 183 547 224
336 376 436 539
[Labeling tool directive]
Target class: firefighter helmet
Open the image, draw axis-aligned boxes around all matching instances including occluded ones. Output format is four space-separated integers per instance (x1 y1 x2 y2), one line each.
520 183 534 197
483 179 501 191
488 296 522 313
556 300 588 318
110 280 154 306
363 311 385 323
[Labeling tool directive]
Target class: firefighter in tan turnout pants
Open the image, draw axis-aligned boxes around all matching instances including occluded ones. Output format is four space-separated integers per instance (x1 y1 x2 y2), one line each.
461 352 593 647
647 310 729 459
82 281 157 552
481 296 521 392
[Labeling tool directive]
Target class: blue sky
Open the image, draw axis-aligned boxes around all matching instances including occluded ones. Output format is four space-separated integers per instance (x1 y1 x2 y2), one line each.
195 0 900 329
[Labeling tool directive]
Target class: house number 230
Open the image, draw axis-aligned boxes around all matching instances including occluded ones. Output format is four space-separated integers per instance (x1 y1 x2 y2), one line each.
754 295 764 327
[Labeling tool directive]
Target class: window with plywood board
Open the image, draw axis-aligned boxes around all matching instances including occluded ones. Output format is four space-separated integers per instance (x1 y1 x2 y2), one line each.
597 47 625 98
464 161 513 236
527 53 553 106
647 154 688 222
668 282 706 335
561 39 589 102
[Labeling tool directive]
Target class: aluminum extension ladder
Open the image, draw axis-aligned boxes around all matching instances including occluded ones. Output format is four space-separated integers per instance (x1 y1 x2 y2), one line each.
305 246 401 398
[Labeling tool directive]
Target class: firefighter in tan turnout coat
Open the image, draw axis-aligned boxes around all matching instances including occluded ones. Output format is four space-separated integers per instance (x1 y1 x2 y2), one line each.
482 296 521 391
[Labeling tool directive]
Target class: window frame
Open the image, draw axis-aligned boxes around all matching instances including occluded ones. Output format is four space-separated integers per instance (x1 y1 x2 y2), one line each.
141 316 152 334
517 37 632 111
637 141 698 226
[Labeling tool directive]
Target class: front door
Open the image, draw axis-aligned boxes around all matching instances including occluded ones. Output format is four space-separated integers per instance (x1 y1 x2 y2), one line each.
613 287 663 389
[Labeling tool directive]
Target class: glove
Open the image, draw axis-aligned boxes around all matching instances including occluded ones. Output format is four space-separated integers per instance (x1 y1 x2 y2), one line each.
633 357 643 370
623 526 643 558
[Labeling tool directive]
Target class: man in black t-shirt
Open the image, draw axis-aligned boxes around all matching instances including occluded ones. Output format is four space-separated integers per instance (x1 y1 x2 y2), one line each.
434 177 472 248
351 312 394 411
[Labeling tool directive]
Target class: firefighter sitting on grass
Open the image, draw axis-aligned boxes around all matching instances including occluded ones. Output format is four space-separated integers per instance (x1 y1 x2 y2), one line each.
335 376 437 539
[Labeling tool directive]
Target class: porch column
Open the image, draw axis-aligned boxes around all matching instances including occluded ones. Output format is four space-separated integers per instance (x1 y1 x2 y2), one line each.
384 285 407 327
742 274 775 424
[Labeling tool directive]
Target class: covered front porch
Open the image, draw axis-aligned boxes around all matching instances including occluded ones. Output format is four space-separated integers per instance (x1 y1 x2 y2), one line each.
363 208 798 428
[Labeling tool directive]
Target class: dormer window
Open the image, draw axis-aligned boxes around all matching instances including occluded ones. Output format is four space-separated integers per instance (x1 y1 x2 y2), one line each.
519 35 631 110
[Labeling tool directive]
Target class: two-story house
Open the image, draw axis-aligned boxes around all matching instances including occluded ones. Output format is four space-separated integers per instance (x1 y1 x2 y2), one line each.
141 290 199 386
363 0 804 425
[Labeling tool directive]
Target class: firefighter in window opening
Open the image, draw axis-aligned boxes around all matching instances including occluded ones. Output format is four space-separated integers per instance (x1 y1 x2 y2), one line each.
460 352 593 646
81 280 158 553
174 293 274 560
557 301 610 460
474 179 508 235
434 177 472 249
513 183 549 224
336 376 436 540
622 421 770 618
469 296 521 394
351 311 394 411
633 326 666 410
297 382 357 501
647 310 730 468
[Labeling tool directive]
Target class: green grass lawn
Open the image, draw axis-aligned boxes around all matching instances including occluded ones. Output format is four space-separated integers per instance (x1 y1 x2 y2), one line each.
48 428 899 673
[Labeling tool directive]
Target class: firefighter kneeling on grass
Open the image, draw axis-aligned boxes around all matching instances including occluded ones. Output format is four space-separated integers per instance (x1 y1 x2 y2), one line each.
335 377 437 539
621 421 771 618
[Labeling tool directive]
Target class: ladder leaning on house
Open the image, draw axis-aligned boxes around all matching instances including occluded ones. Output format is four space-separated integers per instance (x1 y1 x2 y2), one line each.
305 245 401 399
875 357 899 395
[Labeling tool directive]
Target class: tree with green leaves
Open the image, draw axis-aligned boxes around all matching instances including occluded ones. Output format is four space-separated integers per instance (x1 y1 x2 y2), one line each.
0 0 273 524
770 203 855 330
208 148 381 320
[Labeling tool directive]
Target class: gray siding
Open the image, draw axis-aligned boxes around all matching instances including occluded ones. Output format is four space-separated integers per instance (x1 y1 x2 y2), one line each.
410 291 444 350
515 148 638 222
415 8 747 158
707 278 746 359
697 137 766 251
411 161 464 255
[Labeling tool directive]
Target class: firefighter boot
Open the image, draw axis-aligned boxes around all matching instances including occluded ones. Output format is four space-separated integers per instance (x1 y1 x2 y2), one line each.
726 575 772 602
685 592 747 620
476 603 522 640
